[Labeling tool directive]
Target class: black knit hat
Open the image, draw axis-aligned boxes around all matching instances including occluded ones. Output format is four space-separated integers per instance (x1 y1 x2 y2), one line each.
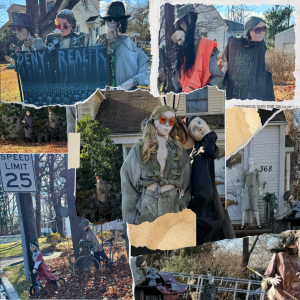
136 256 145 267
101 1 130 20
30 241 39 249
185 116 198 129
8 13 35 30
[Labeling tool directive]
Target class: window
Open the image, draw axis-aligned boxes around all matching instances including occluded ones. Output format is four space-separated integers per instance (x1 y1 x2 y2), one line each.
47 1 54 12
185 87 208 113
96 27 99 37
11 12 18 22
75 25 80 32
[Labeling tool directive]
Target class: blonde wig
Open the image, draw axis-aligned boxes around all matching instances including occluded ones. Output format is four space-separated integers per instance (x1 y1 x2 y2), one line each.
138 105 183 163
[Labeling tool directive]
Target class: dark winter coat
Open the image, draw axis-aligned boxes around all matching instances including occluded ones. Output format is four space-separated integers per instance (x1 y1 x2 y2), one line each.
188 131 236 244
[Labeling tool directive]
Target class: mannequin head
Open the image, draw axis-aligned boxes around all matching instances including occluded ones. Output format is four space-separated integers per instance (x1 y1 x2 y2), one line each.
185 116 211 142
139 105 182 163
248 156 254 168
29 242 39 252
26 111 31 116
174 5 198 74
245 16 266 42
271 233 298 253
55 9 76 36
101 1 129 34
136 256 147 269
9 14 36 41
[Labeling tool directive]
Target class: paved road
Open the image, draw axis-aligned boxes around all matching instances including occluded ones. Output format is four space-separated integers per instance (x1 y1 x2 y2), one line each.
0 251 62 269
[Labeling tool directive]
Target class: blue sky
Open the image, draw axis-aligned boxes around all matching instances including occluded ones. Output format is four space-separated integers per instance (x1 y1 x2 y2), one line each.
0 2 295 27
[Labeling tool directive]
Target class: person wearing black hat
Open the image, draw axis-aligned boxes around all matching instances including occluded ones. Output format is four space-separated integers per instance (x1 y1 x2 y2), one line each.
182 116 235 245
221 16 275 101
78 219 109 267
170 4 224 93
262 233 300 300
8 13 47 52
96 1 150 90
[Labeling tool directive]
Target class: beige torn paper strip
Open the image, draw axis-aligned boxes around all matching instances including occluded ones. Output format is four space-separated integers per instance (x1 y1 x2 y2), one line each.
68 133 80 169
226 107 262 158
128 209 196 250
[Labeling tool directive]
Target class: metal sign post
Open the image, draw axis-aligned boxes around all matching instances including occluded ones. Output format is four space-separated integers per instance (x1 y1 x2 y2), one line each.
0 154 37 284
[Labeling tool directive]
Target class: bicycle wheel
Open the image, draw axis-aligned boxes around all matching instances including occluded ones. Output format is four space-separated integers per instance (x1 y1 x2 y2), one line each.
73 255 100 276
30 284 43 295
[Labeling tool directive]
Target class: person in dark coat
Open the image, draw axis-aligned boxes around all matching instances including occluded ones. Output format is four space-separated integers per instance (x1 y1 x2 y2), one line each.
22 110 34 140
182 116 236 245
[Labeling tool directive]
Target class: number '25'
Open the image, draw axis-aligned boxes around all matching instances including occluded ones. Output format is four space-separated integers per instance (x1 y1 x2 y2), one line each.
5 173 32 188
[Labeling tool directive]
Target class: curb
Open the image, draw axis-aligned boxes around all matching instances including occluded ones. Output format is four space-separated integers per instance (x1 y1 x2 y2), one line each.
1 278 20 300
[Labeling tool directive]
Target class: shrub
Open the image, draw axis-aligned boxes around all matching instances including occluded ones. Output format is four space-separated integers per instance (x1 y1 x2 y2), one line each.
46 232 61 248
265 48 295 84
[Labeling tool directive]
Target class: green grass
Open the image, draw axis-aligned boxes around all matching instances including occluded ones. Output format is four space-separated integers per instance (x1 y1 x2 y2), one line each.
0 237 70 259
2 264 30 300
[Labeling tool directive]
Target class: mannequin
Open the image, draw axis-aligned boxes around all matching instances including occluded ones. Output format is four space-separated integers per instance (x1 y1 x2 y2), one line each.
121 105 191 225
182 116 236 244
221 16 275 101
8 13 47 52
171 4 223 93
262 233 300 300
241 156 262 229
95 174 106 203
96 1 150 89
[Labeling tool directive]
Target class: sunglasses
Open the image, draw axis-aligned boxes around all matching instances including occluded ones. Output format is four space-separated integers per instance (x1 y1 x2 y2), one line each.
56 24 71 30
12 26 24 32
253 26 267 34
105 17 122 22
158 115 176 126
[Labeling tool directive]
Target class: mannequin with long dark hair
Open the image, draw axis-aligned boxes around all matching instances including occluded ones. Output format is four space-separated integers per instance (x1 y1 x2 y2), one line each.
171 4 224 93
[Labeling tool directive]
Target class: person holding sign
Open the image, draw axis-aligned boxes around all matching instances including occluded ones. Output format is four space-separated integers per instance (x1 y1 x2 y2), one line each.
221 16 275 101
171 4 224 93
46 9 89 50
96 1 150 89
9 13 47 52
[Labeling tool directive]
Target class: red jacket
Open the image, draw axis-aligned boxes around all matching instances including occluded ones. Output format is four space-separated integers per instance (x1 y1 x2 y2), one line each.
180 37 217 93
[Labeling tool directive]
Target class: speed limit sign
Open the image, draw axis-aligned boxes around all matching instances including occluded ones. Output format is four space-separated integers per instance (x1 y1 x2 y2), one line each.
0 154 37 192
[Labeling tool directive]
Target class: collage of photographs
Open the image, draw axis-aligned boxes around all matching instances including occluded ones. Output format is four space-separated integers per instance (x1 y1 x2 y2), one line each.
0 0 299 300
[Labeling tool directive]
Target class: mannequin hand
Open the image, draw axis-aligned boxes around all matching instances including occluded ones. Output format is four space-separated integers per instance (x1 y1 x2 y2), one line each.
268 274 281 286
90 250 94 256
171 30 185 46
120 78 135 90
32 269 37 274
197 146 204 154
79 247 82 254
296 271 300 279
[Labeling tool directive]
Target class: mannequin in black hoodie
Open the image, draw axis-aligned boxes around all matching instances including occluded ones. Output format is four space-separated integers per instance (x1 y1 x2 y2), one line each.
183 116 235 245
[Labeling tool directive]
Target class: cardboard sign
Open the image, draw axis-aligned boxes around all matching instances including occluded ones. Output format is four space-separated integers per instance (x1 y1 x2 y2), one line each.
0 154 36 192
17 45 108 106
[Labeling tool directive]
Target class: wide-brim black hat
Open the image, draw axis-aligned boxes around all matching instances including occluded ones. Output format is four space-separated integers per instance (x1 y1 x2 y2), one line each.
101 1 130 20
8 13 36 30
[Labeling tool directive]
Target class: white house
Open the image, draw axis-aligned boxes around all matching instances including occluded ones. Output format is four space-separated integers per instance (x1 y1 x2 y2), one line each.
275 26 295 52
226 113 294 229
224 19 244 43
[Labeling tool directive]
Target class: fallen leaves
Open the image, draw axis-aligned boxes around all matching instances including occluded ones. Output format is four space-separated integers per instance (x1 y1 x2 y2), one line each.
29 247 133 299
0 141 68 153
0 67 20 103
274 82 295 102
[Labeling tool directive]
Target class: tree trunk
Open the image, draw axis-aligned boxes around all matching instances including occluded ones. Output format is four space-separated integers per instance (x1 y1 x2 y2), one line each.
49 155 64 237
63 155 84 261
39 0 47 18
34 154 42 236
164 3 175 92
26 0 40 29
